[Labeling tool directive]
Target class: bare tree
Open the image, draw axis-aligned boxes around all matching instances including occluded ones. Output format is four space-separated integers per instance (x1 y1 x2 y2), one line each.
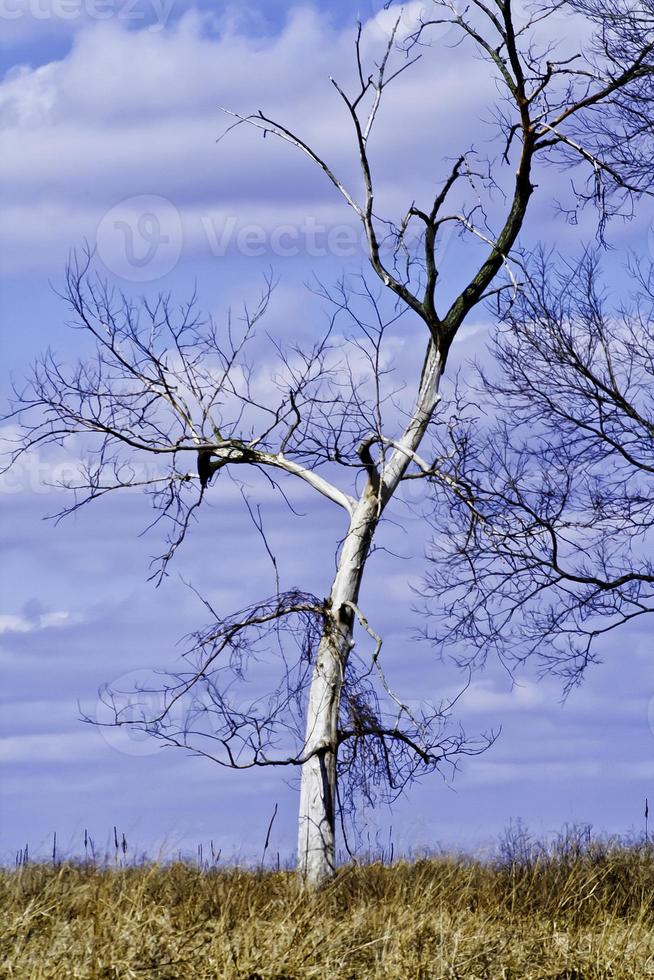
422 249 654 693
3 2 653 884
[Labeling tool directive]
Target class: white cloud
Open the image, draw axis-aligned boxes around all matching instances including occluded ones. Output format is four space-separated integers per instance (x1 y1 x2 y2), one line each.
0 610 70 633
464 756 654 787
462 678 548 714
0 730 102 762
0 7 498 275
464 759 599 786
0 0 186 48
0 697 79 730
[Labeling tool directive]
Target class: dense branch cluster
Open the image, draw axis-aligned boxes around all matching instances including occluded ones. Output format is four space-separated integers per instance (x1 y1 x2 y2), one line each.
422 252 654 691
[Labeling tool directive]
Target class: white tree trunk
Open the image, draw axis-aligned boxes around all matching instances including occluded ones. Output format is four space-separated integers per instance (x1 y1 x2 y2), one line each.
296 493 378 884
297 346 444 885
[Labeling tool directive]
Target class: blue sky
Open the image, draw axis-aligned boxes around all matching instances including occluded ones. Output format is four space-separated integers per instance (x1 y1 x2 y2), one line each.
1 1 653 864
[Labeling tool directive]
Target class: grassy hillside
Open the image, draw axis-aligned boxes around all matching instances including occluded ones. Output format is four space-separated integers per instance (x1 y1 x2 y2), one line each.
2 836 653 979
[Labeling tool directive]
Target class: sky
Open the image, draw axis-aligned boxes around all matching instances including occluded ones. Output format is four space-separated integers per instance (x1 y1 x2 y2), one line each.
1 0 653 866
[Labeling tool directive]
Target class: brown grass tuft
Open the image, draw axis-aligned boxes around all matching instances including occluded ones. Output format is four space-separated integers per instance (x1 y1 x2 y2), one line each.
2 836 653 978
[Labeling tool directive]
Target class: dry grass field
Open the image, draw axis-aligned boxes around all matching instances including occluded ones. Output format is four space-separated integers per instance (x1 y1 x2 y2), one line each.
2 833 653 979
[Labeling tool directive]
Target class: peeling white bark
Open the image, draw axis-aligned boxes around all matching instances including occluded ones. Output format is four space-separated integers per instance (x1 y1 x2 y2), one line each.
297 345 443 885
296 492 378 883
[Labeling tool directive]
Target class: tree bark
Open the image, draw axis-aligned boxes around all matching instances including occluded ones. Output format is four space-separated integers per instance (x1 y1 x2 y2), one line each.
296 493 377 884
297 345 444 885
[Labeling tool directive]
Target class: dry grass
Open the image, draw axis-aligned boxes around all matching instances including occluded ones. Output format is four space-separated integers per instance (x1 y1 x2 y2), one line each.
2 833 653 979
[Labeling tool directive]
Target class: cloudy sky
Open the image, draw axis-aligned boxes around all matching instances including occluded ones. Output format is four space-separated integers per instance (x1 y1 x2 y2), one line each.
1 0 653 865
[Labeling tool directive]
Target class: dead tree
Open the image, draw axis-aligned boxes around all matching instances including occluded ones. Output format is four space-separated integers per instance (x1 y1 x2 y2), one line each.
3 2 653 884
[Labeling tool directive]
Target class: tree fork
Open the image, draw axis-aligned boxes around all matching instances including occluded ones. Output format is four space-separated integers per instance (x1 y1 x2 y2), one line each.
297 349 444 885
